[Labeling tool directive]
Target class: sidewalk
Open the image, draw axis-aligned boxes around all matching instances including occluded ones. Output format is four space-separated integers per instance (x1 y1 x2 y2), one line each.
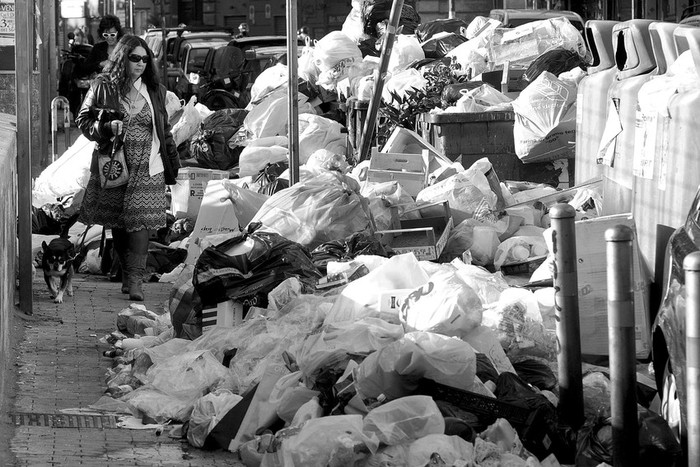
6 273 243 466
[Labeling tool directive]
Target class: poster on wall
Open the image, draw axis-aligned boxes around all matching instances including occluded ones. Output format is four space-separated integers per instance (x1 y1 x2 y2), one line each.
0 0 15 71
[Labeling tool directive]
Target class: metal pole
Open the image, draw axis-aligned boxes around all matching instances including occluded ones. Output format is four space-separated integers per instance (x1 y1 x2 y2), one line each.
286 0 299 185
685 251 700 467
40 0 50 168
448 0 455 19
357 0 404 163
606 225 639 467
16 0 33 315
550 203 583 428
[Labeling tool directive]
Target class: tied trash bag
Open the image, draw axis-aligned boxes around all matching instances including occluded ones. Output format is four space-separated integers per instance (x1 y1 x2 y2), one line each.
33 135 94 207
190 108 248 170
251 172 373 250
171 96 202 146
363 0 421 37
400 268 484 338
512 71 577 163
355 331 477 400
415 18 469 42
363 395 445 447
187 390 243 448
298 114 347 164
421 33 468 59
382 68 428 105
244 88 316 139
453 84 512 113
238 145 289 177
249 63 288 104
192 225 322 307
388 35 425 73
313 31 363 91
576 408 682 467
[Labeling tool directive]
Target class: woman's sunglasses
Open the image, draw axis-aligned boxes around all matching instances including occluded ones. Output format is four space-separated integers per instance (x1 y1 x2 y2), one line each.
128 54 149 64
102 32 117 38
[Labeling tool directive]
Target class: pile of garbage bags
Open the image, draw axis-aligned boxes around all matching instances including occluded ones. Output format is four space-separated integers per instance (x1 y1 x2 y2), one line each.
31 7 685 467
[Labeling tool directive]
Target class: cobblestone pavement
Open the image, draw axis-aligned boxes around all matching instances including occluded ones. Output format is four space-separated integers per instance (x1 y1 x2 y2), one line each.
8 273 244 466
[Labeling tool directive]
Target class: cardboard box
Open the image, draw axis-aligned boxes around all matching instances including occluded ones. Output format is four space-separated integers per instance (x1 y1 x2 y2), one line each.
367 148 429 198
375 201 453 261
171 168 229 221
575 214 651 358
201 300 245 333
381 126 452 174
185 180 240 265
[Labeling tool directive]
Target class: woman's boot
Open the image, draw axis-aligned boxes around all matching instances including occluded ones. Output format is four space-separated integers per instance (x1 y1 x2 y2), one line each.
111 228 130 294
126 229 149 301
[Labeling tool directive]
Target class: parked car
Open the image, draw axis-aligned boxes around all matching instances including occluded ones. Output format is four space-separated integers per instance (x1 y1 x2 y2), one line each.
488 8 586 34
174 39 231 100
652 184 700 443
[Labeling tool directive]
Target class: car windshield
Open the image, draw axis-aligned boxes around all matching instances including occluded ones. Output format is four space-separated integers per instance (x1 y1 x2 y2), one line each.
185 48 210 74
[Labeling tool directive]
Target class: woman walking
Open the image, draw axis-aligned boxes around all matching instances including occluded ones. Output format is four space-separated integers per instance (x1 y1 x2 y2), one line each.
81 14 124 76
76 35 180 301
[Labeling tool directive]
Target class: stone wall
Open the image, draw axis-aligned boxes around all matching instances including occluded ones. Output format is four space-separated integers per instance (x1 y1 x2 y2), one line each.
0 73 44 166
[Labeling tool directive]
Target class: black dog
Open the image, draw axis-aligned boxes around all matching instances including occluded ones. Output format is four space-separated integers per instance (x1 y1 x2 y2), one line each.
42 238 75 303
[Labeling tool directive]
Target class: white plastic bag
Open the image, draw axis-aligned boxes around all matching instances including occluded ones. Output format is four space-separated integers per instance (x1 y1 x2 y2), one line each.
388 35 425 73
165 91 184 121
512 71 577 163
416 159 498 224
187 390 243 448
145 350 230 400
298 46 319 84
493 236 548 270
325 253 430 325
244 88 315 139
298 114 346 164
172 96 203 146
363 395 444 447
455 84 512 113
341 0 366 44
314 31 363 90
32 135 94 207
306 149 349 173
401 268 484 338
407 434 475 467
361 180 416 231
220 179 270 226
383 68 428 105
237 145 289 177
250 63 288 103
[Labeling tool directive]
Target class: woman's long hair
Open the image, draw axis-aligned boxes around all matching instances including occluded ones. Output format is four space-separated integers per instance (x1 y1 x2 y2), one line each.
100 35 160 95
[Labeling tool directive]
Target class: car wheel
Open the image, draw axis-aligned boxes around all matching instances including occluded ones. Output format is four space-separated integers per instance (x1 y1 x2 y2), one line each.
660 359 683 442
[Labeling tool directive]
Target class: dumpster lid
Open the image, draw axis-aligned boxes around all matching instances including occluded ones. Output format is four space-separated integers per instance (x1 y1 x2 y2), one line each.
649 22 680 75
585 20 618 73
612 19 656 80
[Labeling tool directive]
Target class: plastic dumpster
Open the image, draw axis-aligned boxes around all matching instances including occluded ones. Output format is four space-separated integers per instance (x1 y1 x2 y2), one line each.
634 27 700 282
631 22 682 281
417 111 566 186
575 20 618 185
600 19 656 216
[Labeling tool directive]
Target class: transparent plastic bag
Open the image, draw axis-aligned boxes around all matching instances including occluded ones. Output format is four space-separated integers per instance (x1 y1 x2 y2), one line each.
382 68 427 105
493 236 548 271
172 96 203 146
407 434 475 467
388 35 425 73
512 71 578 163
187 390 243 448
298 114 346 164
355 331 477 400
121 387 193 423
416 158 498 224
251 172 373 249
363 395 444 447
455 84 512 113
145 350 230 400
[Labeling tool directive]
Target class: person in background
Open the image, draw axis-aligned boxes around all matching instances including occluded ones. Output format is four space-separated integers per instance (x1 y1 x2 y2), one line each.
73 29 86 46
236 22 249 39
81 15 124 76
75 35 180 301
298 25 311 45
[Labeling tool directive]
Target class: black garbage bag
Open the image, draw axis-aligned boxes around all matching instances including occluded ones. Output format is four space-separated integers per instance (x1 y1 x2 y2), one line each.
362 0 420 37
192 223 323 307
310 231 391 273
521 48 587 87
255 161 289 196
415 18 469 42
421 32 468 59
512 358 557 391
475 353 499 385
495 372 576 462
190 108 248 170
576 408 682 467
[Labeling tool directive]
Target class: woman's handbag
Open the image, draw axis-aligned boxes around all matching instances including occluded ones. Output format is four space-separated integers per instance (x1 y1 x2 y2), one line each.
98 136 129 188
